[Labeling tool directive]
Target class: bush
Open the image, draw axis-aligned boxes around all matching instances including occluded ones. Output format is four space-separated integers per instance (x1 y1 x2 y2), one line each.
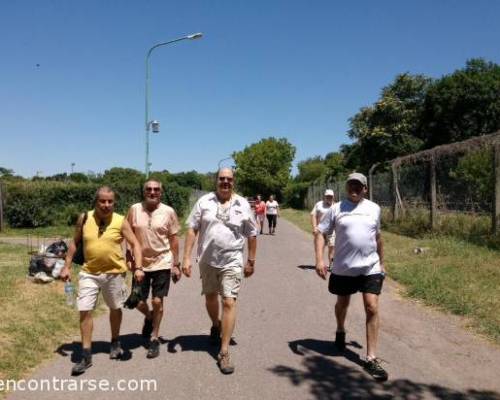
3 181 190 228
283 182 310 209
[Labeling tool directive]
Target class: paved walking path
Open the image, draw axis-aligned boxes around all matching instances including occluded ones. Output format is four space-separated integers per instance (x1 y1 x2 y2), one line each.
6 219 500 399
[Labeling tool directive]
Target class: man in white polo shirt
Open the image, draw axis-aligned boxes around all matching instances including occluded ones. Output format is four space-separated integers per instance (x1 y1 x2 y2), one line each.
310 189 336 266
315 172 388 381
182 168 257 375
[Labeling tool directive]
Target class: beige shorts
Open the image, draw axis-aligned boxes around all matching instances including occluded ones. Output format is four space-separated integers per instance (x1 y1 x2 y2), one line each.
77 272 128 311
199 263 243 299
326 232 335 247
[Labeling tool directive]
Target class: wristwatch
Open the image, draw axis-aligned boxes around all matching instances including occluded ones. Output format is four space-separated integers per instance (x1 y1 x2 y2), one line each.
174 262 181 268
247 259 255 266
135 266 144 272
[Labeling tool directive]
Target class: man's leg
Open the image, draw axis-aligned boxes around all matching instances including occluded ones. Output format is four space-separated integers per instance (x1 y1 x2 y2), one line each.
137 300 152 319
220 297 237 354
151 297 164 339
362 293 379 359
205 292 220 326
109 308 122 341
80 311 93 350
335 295 350 332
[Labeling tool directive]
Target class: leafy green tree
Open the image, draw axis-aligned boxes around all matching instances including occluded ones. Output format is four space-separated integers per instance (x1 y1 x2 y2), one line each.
348 73 432 167
232 137 296 199
101 167 144 187
421 58 500 147
296 156 327 183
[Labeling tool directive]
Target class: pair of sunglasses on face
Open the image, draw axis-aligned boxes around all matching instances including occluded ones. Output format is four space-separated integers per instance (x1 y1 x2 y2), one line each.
218 177 233 183
145 187 161 192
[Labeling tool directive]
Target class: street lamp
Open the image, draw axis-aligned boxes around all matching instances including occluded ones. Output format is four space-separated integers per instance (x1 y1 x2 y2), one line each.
71 162 75 174
144 32 203 178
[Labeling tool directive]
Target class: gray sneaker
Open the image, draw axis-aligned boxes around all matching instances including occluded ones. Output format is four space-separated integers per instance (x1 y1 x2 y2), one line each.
217 351 235 374
147 339 160 359
71 350 92 375
109 340 123 360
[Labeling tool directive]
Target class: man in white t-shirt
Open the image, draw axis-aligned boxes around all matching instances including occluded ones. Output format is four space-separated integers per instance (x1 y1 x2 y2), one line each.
315 172 388 382
182 168 257 375
310 189 335 266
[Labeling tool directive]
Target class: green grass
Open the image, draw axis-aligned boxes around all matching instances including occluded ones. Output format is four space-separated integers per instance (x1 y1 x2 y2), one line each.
282 208 500 343
0 243 101 393
0 225 73 238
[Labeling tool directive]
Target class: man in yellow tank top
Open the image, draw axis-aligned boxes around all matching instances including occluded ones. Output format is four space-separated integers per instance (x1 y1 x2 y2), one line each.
61 186 143 376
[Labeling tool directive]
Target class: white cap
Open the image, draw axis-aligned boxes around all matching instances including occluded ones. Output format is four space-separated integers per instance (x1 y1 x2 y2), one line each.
347 172 367 186
324 189 334 197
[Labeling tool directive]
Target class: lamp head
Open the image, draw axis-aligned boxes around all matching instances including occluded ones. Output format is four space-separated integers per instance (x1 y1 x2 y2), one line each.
187 32 203 40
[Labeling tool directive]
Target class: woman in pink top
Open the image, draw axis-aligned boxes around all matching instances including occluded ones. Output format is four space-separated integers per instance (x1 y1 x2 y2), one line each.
254 195 266 235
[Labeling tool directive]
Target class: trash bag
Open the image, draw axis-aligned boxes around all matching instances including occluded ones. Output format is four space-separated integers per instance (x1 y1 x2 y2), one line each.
46 240 68 257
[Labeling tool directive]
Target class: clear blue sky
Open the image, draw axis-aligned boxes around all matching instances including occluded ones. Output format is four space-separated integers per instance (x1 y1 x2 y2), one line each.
1 0 499 177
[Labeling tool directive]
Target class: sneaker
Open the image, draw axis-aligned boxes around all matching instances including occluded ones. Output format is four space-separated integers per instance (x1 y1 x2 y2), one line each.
209 321 221 346
142 317 153 338
109 340 123 360
217 351 235 374
71 350 92 375
335 331 346 351
146 339 160 359
364 358 389 381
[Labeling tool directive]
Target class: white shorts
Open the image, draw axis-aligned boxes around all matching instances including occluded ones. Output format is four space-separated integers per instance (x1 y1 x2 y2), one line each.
77 272 128 311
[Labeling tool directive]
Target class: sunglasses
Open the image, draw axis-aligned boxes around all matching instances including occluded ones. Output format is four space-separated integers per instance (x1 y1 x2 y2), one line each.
145 187 161 192
218 177 233 182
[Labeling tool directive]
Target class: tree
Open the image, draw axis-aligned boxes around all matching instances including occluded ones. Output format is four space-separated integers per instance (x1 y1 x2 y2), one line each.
101 167 144 187
348 73 432 167
232 137 296 199
296 156 327 183
420 58 500 147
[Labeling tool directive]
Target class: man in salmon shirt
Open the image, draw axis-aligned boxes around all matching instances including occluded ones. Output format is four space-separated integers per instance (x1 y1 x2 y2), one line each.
126 179 181 359
61 186 143 375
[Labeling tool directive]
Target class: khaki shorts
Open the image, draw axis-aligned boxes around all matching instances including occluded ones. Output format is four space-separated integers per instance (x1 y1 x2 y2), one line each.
199 263 243 299
77 272 128 311
325 232 336 247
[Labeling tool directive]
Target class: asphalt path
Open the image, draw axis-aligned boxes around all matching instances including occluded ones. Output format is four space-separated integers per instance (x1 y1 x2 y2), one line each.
6 219 500 400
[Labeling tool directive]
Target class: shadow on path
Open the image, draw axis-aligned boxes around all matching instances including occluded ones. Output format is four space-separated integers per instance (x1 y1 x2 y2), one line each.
55 333 144 363
297 265 316 270
269 339 500 400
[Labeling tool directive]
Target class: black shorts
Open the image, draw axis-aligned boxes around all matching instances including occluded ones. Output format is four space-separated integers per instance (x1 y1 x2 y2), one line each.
328 273 384 296
134 269 171 301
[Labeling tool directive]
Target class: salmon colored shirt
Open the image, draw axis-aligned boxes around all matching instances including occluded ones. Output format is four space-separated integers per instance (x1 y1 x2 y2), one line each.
128 202 180 271
255 201 266 215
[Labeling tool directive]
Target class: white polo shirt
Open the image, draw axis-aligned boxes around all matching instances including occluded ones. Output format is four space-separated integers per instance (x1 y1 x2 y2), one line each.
318 198 381 276
187 192 257 268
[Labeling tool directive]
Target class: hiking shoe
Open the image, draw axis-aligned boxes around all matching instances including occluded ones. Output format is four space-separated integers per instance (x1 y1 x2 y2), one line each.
109 340 123 360
217 352 235 375
335 331 346 351
142 317 154 338
209 322 221 346
364 358 388 381
147 339 160 359
71 350 92 376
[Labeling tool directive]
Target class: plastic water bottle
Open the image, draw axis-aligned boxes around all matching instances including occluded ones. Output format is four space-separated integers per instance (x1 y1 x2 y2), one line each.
64 281 75 307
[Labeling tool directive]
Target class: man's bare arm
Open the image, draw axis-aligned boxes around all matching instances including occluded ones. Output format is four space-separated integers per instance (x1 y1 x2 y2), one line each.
60 213 85 281
182 228 198 277
376 232 385 273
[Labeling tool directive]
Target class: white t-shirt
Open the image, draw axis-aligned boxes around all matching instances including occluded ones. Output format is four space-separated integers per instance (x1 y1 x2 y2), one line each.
310 200 334 222
266 200 279 215
187 193 258 268
318 198 381 276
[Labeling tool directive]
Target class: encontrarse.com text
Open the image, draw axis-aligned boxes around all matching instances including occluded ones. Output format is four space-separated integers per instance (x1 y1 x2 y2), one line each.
0 378 157 392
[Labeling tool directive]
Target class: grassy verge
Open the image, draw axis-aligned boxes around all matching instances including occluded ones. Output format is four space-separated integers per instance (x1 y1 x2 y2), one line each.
0 243 102 395
281 208 500 343
0 225 73 238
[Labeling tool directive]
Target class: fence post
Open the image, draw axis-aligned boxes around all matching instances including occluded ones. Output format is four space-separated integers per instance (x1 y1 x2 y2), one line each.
0 182 4 232
430 156 438 230
368 163 379 202
493 143 500 234
391 163 399 221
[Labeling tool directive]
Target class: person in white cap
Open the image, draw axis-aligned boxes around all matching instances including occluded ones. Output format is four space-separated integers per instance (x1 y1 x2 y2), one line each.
314 172 388 382
310 189 336 266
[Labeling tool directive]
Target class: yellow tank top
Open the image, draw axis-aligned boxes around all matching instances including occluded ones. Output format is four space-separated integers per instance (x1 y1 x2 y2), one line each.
82 211 127 274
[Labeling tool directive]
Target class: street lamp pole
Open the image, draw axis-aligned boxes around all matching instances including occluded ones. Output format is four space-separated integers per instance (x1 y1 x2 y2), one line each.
144 32 203 178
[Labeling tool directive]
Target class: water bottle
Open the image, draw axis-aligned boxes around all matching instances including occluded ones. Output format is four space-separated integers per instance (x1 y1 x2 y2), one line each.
64 281 75 307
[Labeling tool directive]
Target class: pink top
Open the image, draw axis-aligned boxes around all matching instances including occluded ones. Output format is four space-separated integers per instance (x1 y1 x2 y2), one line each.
255 201 266 215
128 202 180 271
